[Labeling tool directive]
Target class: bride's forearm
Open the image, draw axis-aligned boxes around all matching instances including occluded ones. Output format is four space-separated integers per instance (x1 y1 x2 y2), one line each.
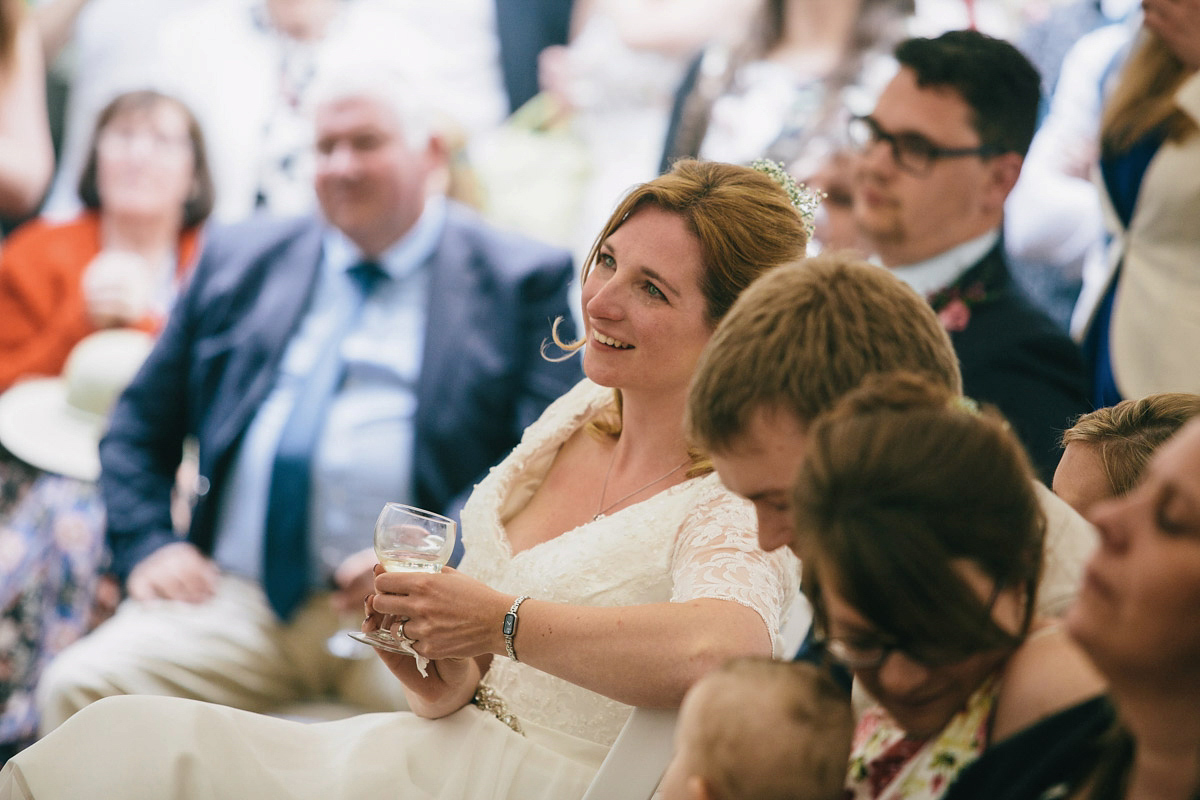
504 597 772 708
372 569 775 708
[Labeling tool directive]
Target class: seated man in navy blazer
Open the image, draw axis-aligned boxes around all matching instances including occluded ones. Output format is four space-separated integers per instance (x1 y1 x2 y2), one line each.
847 30 1090 483
37 66 581 732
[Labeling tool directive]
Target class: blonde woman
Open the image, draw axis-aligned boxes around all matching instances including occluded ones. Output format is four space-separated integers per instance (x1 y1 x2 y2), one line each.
1076 0 1200 404
1055 392 1200 515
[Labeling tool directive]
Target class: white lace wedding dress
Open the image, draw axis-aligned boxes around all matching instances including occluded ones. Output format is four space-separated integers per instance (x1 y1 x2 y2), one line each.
0 380 799 800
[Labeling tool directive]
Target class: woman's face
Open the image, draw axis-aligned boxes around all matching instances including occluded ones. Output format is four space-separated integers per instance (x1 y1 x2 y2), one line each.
580 206 713 398
1142 1 1200 70
266 0 338 40
805 151 870 257
95 100 196 225
1067 420 1200 686
822 562 1017 739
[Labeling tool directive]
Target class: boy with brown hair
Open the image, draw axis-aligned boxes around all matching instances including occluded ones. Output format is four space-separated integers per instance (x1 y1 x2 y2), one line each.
686 252 1093 615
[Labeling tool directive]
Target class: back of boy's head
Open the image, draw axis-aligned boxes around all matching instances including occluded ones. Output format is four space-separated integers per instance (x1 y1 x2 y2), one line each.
691 659 852 800
687 252 962 454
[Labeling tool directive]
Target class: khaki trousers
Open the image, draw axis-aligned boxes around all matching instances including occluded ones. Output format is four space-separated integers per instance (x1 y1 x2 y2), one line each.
36 574 408 734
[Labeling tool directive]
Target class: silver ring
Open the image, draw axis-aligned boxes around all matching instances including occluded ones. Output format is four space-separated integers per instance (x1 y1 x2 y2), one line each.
396 620 407 640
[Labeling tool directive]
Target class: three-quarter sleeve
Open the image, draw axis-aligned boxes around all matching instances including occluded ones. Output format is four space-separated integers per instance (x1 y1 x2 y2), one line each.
669 473 801 656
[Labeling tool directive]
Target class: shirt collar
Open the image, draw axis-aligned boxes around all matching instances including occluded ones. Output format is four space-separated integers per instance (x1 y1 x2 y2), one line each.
322 195 448 283
884 229 1000 298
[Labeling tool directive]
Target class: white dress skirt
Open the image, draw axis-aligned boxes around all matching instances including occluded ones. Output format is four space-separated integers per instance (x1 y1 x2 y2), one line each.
0 380 799 799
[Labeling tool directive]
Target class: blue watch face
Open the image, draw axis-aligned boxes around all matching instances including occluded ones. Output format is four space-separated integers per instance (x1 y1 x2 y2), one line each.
502 613 516 636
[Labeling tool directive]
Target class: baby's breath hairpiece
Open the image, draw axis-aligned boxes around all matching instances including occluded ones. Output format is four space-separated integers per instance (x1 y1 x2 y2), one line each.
950 395 981 415
750 158 823 240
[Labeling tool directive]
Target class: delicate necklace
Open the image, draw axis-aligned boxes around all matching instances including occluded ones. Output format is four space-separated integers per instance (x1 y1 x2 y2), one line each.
594 453 691 521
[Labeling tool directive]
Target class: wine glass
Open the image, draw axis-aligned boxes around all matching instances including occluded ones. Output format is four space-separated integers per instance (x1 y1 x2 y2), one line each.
346 502 457 656
323 543 374 660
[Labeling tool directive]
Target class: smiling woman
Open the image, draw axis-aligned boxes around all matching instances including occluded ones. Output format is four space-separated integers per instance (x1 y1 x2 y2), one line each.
0 89 211 392
0 159 814 799
792 372 1104 799
579 207 712 399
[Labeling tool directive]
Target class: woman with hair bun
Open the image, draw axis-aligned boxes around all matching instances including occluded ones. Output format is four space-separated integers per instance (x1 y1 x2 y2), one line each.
793 372 1104 799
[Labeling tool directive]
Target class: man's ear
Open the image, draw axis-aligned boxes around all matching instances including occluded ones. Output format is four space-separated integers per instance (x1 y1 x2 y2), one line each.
983 152 1023 213
424 131 451 170
421 132 452 195
687 775 716 800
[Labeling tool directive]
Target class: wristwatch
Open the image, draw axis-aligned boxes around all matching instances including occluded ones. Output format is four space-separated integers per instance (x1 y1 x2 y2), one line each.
503 595 530 662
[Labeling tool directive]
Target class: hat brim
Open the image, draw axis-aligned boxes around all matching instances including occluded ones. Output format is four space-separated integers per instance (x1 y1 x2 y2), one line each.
0 378 102 482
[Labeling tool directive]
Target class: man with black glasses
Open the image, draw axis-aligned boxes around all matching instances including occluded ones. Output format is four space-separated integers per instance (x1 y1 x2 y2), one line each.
848 29 1090 483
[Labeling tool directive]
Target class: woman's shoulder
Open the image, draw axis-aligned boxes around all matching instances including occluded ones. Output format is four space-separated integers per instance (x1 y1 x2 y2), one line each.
992 623 1107 742
946 694 1114 800
673 470 755 534
0 215 102 284
3 214 100 253
518 379 611 444
462 379 609 517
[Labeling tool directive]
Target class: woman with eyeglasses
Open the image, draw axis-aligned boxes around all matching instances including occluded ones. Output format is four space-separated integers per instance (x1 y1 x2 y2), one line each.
0 88 211 760
792 371 1105 800
0 89 212 392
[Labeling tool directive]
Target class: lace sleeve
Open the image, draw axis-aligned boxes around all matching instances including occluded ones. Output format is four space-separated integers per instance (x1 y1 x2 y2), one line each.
669 474 801 656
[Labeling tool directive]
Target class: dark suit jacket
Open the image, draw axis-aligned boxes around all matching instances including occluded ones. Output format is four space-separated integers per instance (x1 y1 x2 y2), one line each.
935 243 1090 484
494 0 574 113
99 202 581 582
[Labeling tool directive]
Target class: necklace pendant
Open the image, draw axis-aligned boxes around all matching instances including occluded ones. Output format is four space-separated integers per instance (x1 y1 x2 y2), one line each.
593 513 605 522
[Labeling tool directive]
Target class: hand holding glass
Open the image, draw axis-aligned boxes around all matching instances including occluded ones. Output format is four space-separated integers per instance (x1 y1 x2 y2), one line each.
347 503 457 657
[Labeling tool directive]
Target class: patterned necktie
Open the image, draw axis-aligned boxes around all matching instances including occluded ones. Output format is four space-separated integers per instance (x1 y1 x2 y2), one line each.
262 261 386 621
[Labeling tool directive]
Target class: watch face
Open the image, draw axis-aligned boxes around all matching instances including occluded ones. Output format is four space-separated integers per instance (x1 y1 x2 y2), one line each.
502 614 516 636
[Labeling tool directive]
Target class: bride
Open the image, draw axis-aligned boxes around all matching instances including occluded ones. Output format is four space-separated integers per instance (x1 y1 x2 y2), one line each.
0 159 816 799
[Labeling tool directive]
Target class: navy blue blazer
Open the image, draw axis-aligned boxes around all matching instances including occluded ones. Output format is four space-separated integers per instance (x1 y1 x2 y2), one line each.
936 243 1091 484
494 0 574 113
99 203 581 582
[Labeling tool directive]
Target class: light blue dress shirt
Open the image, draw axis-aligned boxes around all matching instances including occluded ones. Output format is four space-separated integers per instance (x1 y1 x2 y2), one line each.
212 197 447 588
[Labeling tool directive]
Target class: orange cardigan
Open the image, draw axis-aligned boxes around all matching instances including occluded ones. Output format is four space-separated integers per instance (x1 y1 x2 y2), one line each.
0 213 201 391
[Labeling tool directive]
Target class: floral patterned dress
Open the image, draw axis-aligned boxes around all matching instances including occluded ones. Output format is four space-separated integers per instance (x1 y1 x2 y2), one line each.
0 450 107 756
846 675 1000 800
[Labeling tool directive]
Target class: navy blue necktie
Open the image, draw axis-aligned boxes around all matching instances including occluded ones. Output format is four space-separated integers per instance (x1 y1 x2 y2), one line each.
262 261 387 621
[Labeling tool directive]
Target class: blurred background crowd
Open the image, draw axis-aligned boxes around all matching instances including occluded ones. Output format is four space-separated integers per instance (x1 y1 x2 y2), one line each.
0 0 1196 777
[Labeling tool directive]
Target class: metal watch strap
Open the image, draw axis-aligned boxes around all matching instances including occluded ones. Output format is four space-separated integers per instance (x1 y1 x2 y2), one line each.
503 595 530 662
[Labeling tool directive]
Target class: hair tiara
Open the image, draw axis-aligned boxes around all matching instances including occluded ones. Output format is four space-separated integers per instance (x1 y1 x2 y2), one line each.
750 158 823 241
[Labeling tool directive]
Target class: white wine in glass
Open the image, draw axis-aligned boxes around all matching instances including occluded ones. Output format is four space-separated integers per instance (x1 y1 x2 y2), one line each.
347 502 457 655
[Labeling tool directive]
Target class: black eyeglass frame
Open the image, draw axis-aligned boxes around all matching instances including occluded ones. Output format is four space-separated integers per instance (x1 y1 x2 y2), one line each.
814 581 1008 671
817 634 953 672
848 115 1003 176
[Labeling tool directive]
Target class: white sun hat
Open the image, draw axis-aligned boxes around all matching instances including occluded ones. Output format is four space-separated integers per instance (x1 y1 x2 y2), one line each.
0 329 155 481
